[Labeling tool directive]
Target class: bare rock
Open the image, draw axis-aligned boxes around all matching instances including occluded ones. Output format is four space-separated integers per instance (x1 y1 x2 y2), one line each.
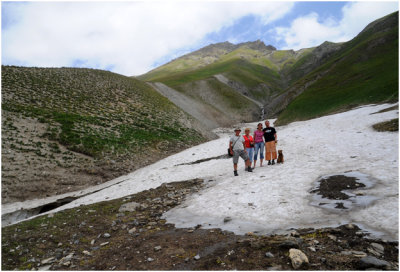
128 227 137 234
154 246 162 251
119 202 140 213
358 256 390 269
289 249 309 269
41 257 55 265
327 234 337 241
265 252 274 258
370 242 385 255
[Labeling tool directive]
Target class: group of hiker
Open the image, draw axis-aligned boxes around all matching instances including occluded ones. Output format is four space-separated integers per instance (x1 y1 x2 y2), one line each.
229 120 277 176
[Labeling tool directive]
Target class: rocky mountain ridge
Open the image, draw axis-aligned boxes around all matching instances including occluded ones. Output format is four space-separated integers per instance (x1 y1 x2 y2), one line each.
140 12 398 127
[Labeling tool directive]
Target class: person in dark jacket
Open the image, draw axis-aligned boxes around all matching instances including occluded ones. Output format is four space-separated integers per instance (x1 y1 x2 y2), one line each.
263 120 277 165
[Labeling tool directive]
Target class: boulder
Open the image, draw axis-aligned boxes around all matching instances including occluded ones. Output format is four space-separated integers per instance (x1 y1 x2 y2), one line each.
289 249 309 269
119 202 141 213
358 256 390 269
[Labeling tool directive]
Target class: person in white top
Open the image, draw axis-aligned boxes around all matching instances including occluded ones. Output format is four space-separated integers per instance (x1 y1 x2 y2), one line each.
229 128 253 176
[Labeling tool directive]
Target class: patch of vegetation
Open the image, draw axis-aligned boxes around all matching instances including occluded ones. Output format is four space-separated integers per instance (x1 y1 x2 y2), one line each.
372 118 399 132
2 66 207 202
2 66 205 157
276 12 398 125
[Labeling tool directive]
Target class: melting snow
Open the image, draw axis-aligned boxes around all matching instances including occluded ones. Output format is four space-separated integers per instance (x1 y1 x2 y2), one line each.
2 104 398 240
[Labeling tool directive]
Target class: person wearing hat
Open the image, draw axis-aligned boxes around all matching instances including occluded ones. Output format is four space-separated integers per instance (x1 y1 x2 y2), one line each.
229 127 253 176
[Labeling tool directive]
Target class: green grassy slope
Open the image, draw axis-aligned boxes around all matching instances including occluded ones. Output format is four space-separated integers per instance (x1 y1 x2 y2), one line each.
2 66 204 156
139 44 314 103
2 66 206 203
275 12 398 125
158 58 281 89
142 57 287 105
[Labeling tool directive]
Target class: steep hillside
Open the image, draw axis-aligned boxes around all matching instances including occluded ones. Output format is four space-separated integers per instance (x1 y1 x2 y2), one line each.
138 41 321 129
1 66 208 204
138 40 344 129
139 40 312 101
139 12 398 128
275 11 398 125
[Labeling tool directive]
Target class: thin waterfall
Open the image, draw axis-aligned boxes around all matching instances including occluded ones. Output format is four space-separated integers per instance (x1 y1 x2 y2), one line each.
260 106 265 120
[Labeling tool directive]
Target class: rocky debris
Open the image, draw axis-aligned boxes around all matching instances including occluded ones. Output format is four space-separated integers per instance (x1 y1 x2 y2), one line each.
265 252 274 258
341 250 367 258
345 223 355 230
368 242 385 256
327 234 337 241
2 178 398 271
128 227 137 234
289 248 309 269
154 246 162 252
310 174 365 200
82 250 92 256
118 202 141 213
59 253 74 267
358 256 391 269
41 257 55 265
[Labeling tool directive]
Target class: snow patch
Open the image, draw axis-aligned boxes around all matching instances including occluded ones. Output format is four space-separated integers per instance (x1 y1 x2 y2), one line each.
3 104 398 240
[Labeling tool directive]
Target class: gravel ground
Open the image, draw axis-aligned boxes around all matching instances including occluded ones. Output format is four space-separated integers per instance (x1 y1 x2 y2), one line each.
2 178 398 270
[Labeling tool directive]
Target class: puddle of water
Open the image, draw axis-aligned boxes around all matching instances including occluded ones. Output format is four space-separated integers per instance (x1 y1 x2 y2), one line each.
309 171 379 212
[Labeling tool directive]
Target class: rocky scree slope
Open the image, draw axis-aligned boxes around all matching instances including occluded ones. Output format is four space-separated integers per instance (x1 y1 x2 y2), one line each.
1 66 208 204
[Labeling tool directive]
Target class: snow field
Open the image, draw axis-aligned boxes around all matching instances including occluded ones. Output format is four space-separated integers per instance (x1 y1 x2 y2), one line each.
3 103 398 240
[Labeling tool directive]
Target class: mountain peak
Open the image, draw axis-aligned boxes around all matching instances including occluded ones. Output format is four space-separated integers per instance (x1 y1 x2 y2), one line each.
238 40 276 51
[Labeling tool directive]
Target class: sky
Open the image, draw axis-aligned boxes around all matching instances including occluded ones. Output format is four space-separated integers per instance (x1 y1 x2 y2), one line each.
1 1 399 76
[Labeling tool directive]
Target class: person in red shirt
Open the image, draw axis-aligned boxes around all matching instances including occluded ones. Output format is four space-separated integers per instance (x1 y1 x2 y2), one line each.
243 128 255 169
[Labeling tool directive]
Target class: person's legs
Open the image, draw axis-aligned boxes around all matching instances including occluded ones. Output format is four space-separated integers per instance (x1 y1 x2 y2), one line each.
247 148 254 166
259 142 265 166
253 143 260 168
270 141 277 164
265 141 272 163
233 151 239 175
240 150 252 172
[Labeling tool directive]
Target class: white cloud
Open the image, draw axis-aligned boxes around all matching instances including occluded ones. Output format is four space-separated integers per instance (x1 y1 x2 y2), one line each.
274 1 398 50
2 1 294 76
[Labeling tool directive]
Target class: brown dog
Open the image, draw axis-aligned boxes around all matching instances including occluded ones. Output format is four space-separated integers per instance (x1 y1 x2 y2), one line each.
277 150 284 163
